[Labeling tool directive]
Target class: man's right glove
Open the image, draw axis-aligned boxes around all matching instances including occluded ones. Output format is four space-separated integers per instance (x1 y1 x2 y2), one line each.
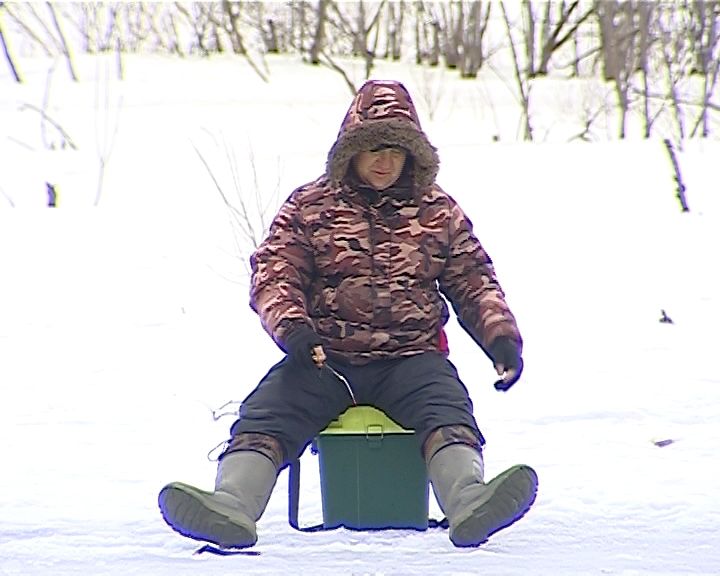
283 324 324 370
488 336 524 392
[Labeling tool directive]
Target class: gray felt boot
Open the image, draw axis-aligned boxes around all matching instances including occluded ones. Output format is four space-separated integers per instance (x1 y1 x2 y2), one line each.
158 451 277 549
428 444 538 547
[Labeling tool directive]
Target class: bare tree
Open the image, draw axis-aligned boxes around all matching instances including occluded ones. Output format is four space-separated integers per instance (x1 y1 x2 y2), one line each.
309 0 329 64
192 136 282 278
305 0 387 93
19 101 78 151
657 3 692 143
203 1 270 81
2 3 78 79
145 4 184 55
461 1 493 78
499 1 534 140
68 2 121 53
101 3 122 53
0 183 14 207
327 0 386 79
595 0 624 82
663 138 690 212
287 0 308 53
595 0 639 138
570 85 613 142
413 2 440 66
687 0 720 137
2 2 54 56
384 0 404 60
636 1 657 138
2 0 717 143
530 0 595 77
411 63 447 121
0 2 23 82
93 56 122 205
46 2 79 81
175 2 218 55
436 2 461 69
436 0 493 79
17 61 78 151
221 0 247 54
265 17 280 53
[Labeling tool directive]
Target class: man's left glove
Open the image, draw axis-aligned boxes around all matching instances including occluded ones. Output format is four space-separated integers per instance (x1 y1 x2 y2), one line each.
283 324 324 370
488 336 524 391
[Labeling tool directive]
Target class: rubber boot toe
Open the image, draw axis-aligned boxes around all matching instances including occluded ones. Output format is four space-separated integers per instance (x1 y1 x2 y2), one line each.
450 464 538 547
158 482 257 549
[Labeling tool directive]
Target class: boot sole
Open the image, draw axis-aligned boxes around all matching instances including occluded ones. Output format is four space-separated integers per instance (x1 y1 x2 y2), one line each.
158 482 257 549
451 464 538 547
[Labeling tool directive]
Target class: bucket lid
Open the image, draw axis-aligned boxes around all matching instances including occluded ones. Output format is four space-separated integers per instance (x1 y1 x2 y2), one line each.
319 405 414 435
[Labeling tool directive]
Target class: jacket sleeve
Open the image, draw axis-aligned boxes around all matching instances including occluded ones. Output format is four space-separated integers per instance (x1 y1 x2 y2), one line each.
250 189 315 347
438 196 522 357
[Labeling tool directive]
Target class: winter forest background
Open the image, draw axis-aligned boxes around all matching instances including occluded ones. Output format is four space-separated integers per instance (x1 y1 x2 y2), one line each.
2 1 720 143
1 2 719 575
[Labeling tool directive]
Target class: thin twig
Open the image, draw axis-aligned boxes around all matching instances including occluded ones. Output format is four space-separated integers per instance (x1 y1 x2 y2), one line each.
0 184 15 207
662 138 689 213
18 102 78 150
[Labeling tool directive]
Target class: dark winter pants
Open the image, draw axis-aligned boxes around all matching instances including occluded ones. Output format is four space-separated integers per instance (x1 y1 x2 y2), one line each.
224 352 485 469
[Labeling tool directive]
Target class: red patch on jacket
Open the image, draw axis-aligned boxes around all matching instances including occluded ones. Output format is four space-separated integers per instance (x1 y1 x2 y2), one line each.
438 328 449 355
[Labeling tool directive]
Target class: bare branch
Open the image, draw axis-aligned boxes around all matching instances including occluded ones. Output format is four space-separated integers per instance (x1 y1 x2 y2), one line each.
2 2 53 55
499 1 533 140
0 6 22 82
0 183 15 207
46 2 78 81
18 102 78 150
319 49 357 94
191 141 251 238
663 138 690 212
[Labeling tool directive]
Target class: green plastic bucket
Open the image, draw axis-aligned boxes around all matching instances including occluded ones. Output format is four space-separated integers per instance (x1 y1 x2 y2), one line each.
316 406 429 530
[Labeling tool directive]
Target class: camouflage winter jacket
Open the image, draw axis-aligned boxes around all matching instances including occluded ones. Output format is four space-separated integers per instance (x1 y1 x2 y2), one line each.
250 80 522 364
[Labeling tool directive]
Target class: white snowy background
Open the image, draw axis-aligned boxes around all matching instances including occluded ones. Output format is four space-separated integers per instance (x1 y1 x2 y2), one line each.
1 49 719 575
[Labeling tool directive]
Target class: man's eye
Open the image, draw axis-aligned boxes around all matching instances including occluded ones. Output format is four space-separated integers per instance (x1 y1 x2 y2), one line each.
370 146 403 154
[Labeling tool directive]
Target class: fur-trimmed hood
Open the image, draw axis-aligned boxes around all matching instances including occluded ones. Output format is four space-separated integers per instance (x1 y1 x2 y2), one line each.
326 80 439 191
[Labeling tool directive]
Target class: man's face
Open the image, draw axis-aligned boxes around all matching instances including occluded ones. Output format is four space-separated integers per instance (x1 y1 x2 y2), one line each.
353 146 407 190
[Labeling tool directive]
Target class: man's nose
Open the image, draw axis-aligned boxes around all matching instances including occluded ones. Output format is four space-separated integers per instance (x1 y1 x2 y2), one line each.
376 150 393 166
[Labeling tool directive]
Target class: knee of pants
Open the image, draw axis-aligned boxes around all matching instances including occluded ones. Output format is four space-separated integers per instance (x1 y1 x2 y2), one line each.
220 432 285 470
422 424 484 464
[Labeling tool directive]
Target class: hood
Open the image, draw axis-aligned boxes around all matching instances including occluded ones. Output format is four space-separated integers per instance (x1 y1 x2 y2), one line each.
326 80 439 191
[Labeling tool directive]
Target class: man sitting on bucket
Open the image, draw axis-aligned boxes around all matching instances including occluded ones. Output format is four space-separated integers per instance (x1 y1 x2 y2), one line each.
158 79 538 549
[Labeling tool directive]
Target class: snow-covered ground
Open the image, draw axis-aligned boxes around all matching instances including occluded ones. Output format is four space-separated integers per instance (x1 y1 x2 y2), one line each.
1 54 719 575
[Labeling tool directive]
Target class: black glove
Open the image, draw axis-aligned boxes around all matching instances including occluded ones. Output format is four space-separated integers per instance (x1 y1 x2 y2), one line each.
488 337 524 392
283 324 323 370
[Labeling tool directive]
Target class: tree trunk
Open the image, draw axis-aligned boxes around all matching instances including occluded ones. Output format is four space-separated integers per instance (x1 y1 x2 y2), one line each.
414 1 423 64
523 0 536 76
663 139 690 212
430 20 440 66
614 73 629 139
460 1 491 79
537 1 594 77
440 2 461 70
222 0 246 55
385 0 403 60
392 0 404 60
0 11 23 82
309 0 327 64
265 19 279 53
689 0 720 137
500 1 534 141
637 1 654 138
596 0 622 81
658 5 686 142
47 2 79 81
